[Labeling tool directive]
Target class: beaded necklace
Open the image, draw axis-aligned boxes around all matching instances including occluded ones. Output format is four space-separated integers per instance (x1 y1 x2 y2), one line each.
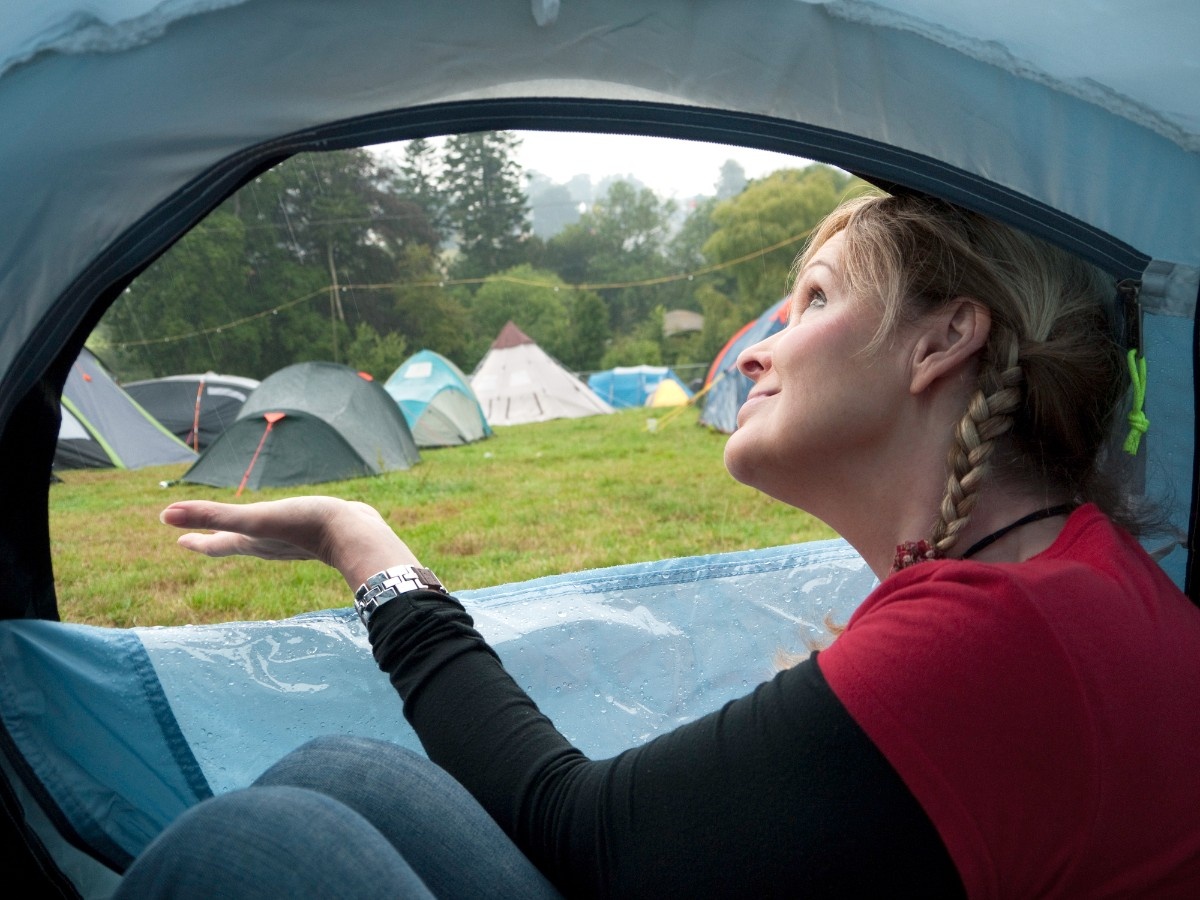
891 503 1075 574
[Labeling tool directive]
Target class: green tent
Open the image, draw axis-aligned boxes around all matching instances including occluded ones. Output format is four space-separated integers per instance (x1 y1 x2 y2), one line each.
182 362 420 492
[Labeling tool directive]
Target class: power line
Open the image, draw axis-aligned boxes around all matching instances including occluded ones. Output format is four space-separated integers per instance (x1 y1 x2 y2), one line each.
110 227 812 349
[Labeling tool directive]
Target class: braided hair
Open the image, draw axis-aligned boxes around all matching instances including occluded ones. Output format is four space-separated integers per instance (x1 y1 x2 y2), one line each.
795 193 1132 553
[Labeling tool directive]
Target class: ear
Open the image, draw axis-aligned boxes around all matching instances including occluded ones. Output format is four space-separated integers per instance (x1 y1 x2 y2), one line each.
909 299 991 395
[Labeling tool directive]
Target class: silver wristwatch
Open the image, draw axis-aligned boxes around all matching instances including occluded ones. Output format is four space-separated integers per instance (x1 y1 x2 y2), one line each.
353 565 449 627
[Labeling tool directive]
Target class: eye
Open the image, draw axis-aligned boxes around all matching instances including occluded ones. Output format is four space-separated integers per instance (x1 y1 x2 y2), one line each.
787 282 827 324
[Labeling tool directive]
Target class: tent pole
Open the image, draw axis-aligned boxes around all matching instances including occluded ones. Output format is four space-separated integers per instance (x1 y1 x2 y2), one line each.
1186 280 1200 606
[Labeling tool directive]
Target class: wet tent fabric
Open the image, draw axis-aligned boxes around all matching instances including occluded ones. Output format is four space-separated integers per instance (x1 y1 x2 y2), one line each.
0 537 875 892
699 298 790 434
384 350 492 447
2 0 1197 601
587 365 693 409
471 322 615 426
182 362 419 490
124 373 259 452
54 349 197 470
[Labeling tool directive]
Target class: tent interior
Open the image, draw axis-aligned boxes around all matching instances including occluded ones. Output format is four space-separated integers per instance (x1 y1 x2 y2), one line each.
1 0 1197 894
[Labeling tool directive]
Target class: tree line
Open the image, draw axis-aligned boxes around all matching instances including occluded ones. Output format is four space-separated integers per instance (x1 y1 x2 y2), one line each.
98 133 867 383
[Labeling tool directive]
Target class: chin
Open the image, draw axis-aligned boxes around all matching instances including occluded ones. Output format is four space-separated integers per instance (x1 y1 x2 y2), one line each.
722 432 757 488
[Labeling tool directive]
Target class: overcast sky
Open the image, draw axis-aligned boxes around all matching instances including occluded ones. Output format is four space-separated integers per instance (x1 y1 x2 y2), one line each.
513 131 813 198
375 131 815 200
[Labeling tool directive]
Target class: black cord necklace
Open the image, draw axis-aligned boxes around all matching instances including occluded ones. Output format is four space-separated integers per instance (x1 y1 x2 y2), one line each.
958 504 1076 560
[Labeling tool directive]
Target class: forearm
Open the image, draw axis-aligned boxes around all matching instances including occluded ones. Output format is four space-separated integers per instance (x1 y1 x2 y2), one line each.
368 597 965 898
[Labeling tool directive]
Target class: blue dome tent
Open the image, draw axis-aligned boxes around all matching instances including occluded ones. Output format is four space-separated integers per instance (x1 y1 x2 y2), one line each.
587 365 693 410
698 297 790 434
0 1 1196 893
384 349 492 447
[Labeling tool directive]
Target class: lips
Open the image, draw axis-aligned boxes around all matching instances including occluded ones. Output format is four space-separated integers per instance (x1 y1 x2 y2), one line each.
737 390 776 427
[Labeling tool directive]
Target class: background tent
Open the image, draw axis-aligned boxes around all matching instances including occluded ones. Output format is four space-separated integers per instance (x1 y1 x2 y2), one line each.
699 297 790 433
647 378 691 408
471 322 615 426
384 350 492 447
587 365 693 409
54 348 197 470
0 1 1198 892
124 372 260 452
182 362 420 491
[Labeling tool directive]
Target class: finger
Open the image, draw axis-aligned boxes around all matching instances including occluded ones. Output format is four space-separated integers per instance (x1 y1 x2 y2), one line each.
161 498 322 542
160 500 243 530
176 531 317 561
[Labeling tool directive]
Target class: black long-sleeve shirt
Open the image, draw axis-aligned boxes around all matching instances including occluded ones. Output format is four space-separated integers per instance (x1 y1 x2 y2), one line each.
370 590 963 898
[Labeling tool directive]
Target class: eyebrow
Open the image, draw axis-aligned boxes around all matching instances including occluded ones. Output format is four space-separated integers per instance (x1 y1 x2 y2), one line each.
802 259 837 278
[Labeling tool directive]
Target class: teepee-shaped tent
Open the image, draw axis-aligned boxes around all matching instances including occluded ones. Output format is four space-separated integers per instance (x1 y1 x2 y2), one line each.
55 348 197 470
471 322 615 427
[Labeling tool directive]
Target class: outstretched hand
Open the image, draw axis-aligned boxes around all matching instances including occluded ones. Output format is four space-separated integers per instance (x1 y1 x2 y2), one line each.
160 497 421 590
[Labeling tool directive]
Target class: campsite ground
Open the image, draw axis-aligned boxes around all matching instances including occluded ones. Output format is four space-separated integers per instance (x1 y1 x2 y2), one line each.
50 407 834 627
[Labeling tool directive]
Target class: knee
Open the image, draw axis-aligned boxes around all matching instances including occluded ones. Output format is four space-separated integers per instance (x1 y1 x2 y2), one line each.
115 786 425 900
255 735 428 788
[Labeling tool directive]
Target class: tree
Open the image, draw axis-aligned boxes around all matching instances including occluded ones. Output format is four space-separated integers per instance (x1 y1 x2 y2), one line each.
543 180 677 332
345 323 408 382
440 132 531 279
392 138 446 242
715 159 747 199
100 148 445 378
565 290 610 371
701 165 867 320
470 265 571 361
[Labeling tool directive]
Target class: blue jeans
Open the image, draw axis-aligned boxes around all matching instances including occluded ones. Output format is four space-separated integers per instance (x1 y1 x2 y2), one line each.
113 736 563 899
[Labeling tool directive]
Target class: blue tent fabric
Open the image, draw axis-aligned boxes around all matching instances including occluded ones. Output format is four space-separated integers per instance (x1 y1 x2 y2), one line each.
384 350 492 447
587 366 693 409
0 623 211 872
0 540 874 886
699 298 789 434
1 1 1199 890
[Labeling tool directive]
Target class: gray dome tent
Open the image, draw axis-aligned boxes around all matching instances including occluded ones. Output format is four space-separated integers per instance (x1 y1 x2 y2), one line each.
124 372 260 452
182 362 420 491
55 348 197 470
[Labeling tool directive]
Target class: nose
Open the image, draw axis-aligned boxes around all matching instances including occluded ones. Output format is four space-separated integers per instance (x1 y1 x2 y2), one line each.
737 335 774 380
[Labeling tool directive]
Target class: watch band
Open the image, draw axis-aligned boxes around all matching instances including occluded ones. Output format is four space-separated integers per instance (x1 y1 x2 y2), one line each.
353 564 449 627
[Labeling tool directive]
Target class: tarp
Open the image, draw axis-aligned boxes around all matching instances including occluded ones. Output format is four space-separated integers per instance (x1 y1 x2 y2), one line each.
384 350 492 447
699 298 790 434
587 365 693 409
54 349 197 471
182 363 420 491
124 373 259 452
471 322 615 426
0 538 875 891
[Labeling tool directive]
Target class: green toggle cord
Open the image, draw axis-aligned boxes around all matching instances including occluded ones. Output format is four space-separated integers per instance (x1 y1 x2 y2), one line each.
1124 349 1149 455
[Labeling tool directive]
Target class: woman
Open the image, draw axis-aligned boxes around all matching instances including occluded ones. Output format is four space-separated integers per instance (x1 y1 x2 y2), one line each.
116 194 1200 898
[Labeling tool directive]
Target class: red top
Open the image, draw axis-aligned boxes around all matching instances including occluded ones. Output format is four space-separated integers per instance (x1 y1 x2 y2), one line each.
819 504 1200 898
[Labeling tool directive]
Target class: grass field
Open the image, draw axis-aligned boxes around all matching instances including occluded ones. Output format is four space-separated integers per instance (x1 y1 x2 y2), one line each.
49 407 834 627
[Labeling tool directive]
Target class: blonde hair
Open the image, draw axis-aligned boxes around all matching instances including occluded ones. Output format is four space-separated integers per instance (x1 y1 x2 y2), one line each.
797 193 1129 555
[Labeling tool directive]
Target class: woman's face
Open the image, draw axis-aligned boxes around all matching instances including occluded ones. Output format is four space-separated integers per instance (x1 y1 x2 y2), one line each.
723 230 916 510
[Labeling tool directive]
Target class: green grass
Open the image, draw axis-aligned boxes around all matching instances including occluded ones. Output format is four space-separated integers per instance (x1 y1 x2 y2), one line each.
50 407 833 627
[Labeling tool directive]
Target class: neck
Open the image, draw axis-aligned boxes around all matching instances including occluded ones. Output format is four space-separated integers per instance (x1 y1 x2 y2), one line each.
831 484 1075 581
